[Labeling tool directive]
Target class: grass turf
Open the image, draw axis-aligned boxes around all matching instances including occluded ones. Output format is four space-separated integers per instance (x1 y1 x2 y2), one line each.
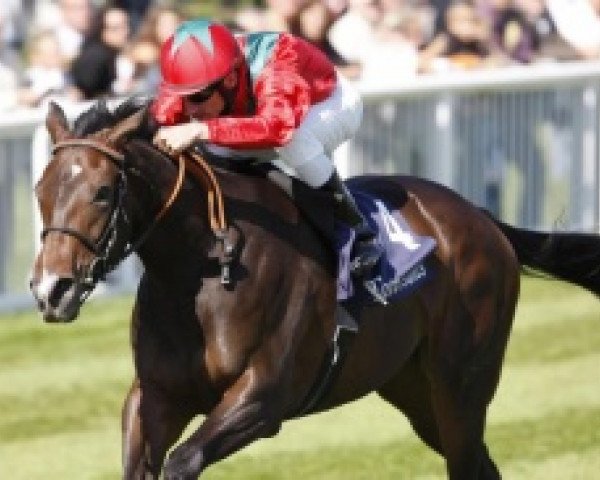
0 276 598 479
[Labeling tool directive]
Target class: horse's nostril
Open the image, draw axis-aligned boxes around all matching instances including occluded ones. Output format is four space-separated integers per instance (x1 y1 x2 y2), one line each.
48 278 74 308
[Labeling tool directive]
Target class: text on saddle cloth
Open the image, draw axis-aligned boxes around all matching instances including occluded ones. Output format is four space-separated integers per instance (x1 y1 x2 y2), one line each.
337 190 436 305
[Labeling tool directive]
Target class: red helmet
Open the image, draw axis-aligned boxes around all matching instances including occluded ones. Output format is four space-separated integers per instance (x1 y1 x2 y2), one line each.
159 19 241 95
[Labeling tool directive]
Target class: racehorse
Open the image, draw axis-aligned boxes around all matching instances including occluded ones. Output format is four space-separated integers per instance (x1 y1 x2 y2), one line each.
30 100 600 480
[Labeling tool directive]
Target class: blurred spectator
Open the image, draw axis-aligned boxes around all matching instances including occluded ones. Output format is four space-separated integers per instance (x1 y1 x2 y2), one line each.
135 5 182 46
69 6 132 100
0 6 18 111
323 0 350 16
0 27 18 110
235 0 310 32
381 0 435 49
546 0 600 60
515 0 577 61
430 0 454 34
0 6 22 76
473 0 559 64
359 6 425 85
297 1 355 69
126 5 183 94
0 0 27 50
53 0 94 64
329 0 437 82
419 0 499 72
114 0 152 32
0 62 18 110
328 0 382 67
489 0 539 63
235 0 352 70
18 29 68 107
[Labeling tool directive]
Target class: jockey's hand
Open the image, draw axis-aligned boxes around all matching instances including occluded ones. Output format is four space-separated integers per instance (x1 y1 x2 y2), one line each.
152 122 209 155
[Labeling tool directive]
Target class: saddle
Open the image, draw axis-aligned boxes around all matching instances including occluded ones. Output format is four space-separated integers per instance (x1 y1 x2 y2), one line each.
336 190 436 305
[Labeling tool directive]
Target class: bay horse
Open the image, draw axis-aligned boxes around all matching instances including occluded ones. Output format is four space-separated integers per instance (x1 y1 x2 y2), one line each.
30 100 600 480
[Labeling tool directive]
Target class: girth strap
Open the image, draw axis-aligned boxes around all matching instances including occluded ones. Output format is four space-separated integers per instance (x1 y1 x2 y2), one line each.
296 305 358 416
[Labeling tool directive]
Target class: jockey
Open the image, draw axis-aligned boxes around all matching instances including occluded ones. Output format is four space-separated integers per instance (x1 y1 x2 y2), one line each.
151 19 380 275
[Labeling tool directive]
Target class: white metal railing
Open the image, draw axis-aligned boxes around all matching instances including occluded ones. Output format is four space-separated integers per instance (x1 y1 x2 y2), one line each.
338 61 600 231
2 62 600 312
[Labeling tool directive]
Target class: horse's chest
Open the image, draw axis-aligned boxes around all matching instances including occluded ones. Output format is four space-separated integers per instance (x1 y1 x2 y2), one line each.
135 325 219 409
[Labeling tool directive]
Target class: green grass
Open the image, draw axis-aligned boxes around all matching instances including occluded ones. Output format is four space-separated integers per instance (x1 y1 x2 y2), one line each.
0 276 598 479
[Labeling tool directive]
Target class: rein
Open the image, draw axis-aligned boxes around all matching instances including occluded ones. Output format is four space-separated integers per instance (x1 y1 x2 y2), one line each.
186 151 236 284
44 138 234 288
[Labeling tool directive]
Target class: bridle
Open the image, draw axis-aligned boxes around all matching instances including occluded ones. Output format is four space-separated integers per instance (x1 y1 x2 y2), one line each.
41 138 185 291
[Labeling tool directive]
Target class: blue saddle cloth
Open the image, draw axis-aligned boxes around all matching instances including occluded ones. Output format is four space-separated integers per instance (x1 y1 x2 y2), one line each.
336 190 436 305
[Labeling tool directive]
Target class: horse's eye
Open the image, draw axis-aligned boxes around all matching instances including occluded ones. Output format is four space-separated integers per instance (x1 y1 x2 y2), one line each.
92 185 113 206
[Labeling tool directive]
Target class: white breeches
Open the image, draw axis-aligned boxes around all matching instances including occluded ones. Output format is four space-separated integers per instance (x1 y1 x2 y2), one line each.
275 73 363 187
204 73 363 188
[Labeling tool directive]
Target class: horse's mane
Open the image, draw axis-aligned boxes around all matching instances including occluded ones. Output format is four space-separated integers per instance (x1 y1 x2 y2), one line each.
72 97 155 140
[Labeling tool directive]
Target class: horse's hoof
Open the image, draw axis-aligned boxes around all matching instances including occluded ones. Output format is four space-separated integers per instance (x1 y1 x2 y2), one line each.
163 446 204 480
163 469 196 480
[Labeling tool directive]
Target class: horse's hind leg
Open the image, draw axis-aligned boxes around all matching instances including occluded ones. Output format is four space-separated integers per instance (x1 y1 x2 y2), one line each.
429 378 501 480
426 293 513 480
378 346 443 455
122 379 193 479
379 336 503 479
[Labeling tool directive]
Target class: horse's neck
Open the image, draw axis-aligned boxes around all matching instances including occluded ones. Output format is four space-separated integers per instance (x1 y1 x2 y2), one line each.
125 142 213 283
126 144 333 285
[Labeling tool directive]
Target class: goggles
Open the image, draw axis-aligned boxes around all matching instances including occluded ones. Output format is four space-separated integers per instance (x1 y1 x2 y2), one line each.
186 81 221 104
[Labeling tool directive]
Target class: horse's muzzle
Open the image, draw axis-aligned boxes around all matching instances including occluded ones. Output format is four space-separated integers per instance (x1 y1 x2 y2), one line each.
30 275 83 323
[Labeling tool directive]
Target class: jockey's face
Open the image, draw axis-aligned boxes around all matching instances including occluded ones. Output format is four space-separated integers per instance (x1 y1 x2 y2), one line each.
183 70 238 121
183 85 226 120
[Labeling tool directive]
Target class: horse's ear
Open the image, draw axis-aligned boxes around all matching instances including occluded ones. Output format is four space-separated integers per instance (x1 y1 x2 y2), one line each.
107 107 147 146
46 101 70 143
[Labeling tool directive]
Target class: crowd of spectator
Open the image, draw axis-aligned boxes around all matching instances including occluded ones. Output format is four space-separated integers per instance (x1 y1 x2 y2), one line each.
0 0 599 110
238 0 600 83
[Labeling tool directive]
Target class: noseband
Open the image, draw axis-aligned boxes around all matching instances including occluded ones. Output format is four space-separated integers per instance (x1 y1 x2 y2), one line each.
42 138 184 289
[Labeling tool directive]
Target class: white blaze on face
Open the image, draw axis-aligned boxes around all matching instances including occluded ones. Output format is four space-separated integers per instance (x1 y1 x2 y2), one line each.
36 269 59 300
70 164 83 179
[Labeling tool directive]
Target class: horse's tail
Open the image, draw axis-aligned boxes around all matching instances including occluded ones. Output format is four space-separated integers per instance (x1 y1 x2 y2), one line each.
489 215 600 297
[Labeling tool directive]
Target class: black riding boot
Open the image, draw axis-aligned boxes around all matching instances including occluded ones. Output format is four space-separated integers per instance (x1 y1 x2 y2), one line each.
321 171 381 276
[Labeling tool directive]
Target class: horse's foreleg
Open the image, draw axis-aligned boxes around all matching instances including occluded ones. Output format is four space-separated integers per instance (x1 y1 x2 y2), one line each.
162 367 284 479
122 379 192 479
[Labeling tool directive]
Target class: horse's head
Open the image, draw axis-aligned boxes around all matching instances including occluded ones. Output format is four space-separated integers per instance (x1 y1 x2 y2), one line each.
30 101 145 322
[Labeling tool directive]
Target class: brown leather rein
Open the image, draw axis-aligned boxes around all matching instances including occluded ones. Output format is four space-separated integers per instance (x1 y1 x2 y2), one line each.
47 138 234 285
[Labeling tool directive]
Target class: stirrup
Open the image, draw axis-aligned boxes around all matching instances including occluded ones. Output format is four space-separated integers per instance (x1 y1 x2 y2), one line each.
349 241 382 277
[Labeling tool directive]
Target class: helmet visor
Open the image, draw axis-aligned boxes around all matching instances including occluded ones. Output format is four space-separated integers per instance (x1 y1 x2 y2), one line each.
185 80 221 104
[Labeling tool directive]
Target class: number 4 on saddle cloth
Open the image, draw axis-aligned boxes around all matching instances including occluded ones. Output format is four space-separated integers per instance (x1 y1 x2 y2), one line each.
336 190 436 306
270 166 436 308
